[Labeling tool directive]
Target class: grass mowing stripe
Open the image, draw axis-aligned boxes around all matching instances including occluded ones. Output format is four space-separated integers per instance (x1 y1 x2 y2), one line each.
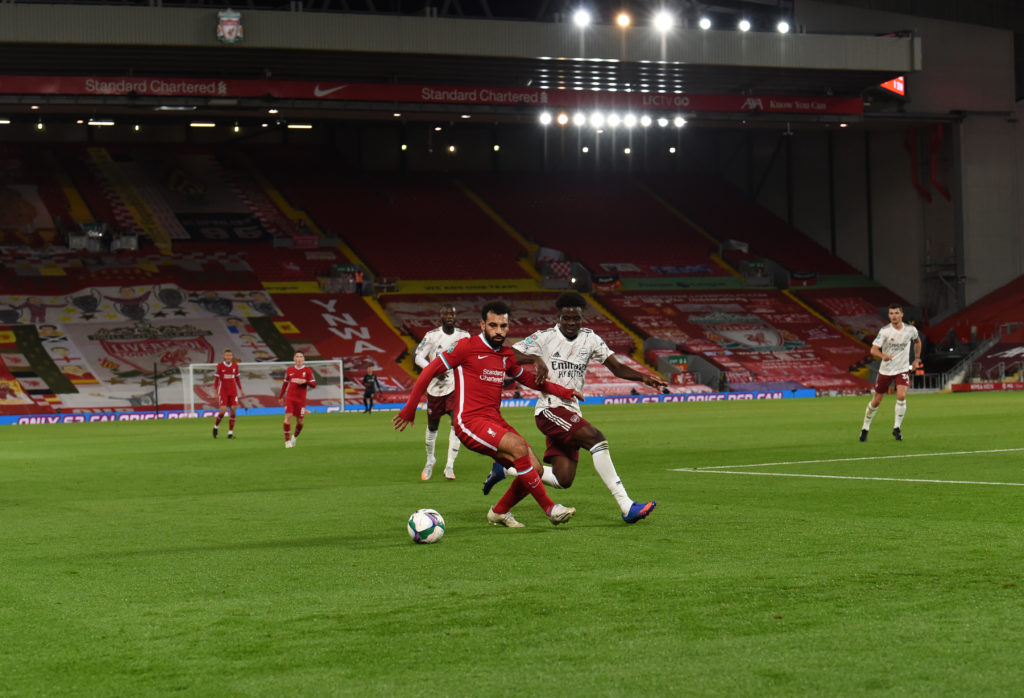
678 468 1024 487
680 446 1024 470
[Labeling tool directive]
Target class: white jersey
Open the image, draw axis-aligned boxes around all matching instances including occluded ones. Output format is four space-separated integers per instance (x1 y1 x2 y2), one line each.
514 326 613 415
414 326 471 396
873 322 919 376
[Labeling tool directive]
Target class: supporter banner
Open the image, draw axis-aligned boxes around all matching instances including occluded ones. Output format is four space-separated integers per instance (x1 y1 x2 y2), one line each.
262 281 323 294
396 279 540 294
176 213 272 243
620 276 746 291
0 76 865 115
950 382 1024 392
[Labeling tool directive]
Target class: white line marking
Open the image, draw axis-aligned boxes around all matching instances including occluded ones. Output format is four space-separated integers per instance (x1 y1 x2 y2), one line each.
676 469 1024 487
679 447 1024 471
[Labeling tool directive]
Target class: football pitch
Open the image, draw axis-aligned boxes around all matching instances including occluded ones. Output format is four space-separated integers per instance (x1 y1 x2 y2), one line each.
3 392 1024 696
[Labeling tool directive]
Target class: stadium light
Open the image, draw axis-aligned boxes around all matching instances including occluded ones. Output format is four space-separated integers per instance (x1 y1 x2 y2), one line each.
393 112 402 117
0 119 12 125
133 124 141 132
777 20 790 33
581 146 590 153
287 124 313 130
623 147 631 155
401 144 408 151
589 112 605 128
35 120 45 131
267 108 279 114
573 112 587 127
539 112 553 125
607 113 621 128
698 17 712 30
623 114 637 128
616 12 630 28
233 122 241 133
653 11 674 33
556 112 570 126
640 115 652 127
448 145 456 153
87 120 115 127
673 116 687 128
738 19 751 32
493 144 500 152
573 9 591 28
669 147 677 154
657 117 669 128
30 105 39 110
189 122 216 128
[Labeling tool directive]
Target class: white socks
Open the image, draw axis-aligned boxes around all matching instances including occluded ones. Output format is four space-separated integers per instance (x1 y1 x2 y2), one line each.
445 426 461 469
894 399 907 428
591 441 632 515
541 466 563 489
424 428 438 462
862 402 879 430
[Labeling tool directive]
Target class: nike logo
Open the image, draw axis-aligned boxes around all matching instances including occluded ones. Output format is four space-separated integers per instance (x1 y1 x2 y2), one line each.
313 84 348 97
477 355 489 359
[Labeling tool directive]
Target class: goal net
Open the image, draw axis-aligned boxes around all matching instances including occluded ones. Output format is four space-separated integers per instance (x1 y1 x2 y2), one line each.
180 360 345 416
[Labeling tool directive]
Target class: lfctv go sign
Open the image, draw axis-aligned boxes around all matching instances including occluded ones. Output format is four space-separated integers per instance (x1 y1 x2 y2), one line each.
640 94 691 107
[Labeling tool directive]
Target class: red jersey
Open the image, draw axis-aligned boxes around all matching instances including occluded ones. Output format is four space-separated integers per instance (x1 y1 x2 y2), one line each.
279 365 316 405
438 335 528 420
214 361 242 397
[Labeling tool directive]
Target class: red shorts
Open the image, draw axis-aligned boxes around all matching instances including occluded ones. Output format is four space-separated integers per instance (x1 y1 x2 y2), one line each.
219 392 238 408
453 413 517 457
284 399 306 417
874 371 911 394
426 392 453 421
535 406 589 464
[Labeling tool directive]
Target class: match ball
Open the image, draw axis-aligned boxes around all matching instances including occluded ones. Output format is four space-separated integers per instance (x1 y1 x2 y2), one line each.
407 508 446 544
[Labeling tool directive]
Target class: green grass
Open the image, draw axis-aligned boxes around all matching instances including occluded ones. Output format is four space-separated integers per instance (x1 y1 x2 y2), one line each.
3 392 1024 696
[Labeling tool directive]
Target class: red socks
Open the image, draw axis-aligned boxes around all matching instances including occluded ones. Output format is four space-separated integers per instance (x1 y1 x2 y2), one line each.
295 421 303 437
283 424 291 442
493 454 554 514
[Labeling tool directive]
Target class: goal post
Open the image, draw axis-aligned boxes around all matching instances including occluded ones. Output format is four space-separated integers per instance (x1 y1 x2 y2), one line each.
180 360 345 416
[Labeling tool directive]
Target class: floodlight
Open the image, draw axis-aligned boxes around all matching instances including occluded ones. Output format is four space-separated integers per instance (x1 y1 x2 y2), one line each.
607 113 621 128
573 112 587 126
590 112 605 128
616 12 630 28
673 116 686 127
653 11 674 33
669 147 677 154
623 114 637 128
640 115 652 127
698 17 711 30
582 146 590 153
738 19 751 32
556 112 570 126
623 147 631 155
657 117 669 127
493 144 501 152
573 9 591 28
539 112 553 125
777 20 790 33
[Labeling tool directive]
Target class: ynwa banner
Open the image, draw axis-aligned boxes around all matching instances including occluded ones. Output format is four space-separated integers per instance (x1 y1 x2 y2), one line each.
0 75 865 115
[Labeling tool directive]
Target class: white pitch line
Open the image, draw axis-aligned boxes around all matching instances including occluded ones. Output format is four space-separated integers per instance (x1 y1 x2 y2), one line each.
676 469 1024 487
677 447 1024 471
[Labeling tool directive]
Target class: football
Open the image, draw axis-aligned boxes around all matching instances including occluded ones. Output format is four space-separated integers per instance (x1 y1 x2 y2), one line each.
407 508 446 544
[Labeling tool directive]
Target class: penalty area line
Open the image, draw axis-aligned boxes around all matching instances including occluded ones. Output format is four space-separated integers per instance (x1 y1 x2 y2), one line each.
674 469 1024 488
676 447 1024 471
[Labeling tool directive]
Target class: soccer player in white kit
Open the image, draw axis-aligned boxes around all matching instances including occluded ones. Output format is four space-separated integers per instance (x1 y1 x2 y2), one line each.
485 292 666 523
860 304 923 441
414 304 471 480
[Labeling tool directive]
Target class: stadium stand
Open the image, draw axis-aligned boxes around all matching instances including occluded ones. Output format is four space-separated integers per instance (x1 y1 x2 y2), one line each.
643 173 860 276
967 324 1024 382
597 289 872 393
250 149 531 280
468 173 726 277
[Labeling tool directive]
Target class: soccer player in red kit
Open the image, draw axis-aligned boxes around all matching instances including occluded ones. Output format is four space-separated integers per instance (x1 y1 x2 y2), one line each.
393 301 581 528
213 348 243 439
279 351 316 448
